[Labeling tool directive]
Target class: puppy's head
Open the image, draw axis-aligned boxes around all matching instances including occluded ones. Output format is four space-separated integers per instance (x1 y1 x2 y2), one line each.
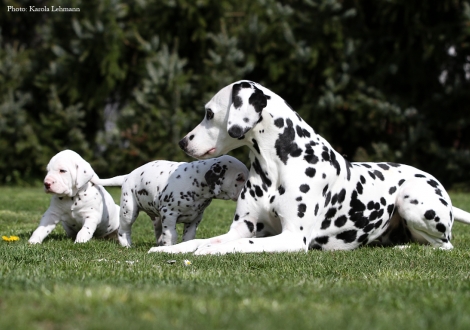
204 155 248 201
43 150 95 197
179 81 268 159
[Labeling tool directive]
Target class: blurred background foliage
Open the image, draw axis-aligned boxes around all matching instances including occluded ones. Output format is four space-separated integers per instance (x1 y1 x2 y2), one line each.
0 0 469 189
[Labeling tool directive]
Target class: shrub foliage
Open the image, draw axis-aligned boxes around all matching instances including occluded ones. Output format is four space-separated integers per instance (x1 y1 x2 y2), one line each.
1 0 469 188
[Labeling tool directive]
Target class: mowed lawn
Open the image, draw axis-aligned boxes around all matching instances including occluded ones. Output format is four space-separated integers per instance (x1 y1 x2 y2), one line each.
1 186 470 330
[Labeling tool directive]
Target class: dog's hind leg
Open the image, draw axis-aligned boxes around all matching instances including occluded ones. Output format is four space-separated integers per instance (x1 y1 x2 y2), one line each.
117 188 139 247
395 178 454 250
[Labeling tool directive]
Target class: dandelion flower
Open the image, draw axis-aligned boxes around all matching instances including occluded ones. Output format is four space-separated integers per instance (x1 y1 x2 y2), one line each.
2 235 20 242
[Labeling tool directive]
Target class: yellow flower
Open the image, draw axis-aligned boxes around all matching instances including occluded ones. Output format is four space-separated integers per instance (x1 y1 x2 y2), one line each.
2 235 20 242
183 259 192 266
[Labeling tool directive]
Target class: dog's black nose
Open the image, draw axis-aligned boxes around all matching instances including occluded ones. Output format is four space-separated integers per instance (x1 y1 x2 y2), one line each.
179 137 188 151
44 182 51 190
228 125 244 138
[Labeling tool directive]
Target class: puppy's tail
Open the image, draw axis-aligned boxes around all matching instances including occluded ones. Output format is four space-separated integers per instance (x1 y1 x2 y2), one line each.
453 207 470 225
91 175 128 187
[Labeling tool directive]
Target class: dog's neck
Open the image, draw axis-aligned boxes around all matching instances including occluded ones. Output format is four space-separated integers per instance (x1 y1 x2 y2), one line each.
244 101 350 190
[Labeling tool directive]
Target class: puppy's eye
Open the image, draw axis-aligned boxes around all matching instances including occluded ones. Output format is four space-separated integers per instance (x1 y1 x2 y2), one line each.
60 169 67 173
206 109 214 120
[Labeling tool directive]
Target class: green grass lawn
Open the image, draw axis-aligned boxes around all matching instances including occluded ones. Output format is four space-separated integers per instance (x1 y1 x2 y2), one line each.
1 186 470 330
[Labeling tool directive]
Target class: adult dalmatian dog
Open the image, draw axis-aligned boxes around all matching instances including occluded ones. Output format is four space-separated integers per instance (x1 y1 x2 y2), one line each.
148 80 470 255
92 155 248 247
29 150 120 244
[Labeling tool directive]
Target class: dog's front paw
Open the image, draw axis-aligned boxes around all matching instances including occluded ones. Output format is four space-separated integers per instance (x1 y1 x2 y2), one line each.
28 239 42 245
194 244 229 255
74 230 92 243
148 245 184 254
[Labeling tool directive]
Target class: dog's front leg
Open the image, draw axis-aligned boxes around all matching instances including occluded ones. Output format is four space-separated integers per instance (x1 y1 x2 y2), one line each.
159 215 179 246
148 218 253 254
75 217 99 243
195 230 305 255
28 208 61 244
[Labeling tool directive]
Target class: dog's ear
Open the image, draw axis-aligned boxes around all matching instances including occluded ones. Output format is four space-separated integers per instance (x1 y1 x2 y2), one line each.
74 157 95 190
227 81 268 139
204 162 227 196
235 171 247 184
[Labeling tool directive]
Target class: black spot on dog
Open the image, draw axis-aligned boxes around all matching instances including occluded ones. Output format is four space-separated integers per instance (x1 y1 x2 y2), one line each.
360 175 366 184
278 185 285 195
305 167 316 178
373 170 385 181
377 163 390 170
315 236 329 245
338 189 346 204
254 185 263 197
256 223 264 232
356 182 363 195
321 219 331 229
436 223 446 233
389 186 397 194
299 184 310 193
398 179 405 186
274 118 284 128
252 139 261 154
336 230 357 243
415 174 426 178
439 198 448 206
252 158 272 189
428 179 440 187
275 119 303 164
244 220 254 233
424 210 436 220
334 215 347 227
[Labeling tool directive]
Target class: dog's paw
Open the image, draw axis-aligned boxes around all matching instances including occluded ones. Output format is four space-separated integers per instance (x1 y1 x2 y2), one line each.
74 231 92 243
148 246 184 254
194 244 229 255
28 239 42 245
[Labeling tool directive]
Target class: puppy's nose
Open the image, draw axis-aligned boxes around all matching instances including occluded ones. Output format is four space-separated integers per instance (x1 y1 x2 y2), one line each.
44 182 51 190
179 137 188 151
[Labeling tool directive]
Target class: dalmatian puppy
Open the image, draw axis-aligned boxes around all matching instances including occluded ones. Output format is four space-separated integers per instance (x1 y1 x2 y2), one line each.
28 150 120 244
148 80 470 255
91 155 248 247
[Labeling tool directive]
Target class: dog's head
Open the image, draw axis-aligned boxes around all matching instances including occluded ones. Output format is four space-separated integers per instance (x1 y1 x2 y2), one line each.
203 155 249 201
179 81 269 159
43 150 95 197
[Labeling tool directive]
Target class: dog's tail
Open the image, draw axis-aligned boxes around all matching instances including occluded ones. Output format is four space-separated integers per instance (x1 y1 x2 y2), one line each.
453 207 470 225
91 175 128 187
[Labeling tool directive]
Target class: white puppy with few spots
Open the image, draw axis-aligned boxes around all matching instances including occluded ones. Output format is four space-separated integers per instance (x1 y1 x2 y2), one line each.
28 150 120 244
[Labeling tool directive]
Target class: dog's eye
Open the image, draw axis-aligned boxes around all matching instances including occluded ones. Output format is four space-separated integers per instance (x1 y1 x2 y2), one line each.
60 169 67 173
206 109 214 120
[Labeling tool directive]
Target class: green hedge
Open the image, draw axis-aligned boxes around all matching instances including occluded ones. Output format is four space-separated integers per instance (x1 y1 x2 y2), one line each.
1 0 469 189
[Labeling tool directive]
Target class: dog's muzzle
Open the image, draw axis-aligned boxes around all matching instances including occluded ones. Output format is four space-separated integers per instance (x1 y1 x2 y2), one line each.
179 137 188 151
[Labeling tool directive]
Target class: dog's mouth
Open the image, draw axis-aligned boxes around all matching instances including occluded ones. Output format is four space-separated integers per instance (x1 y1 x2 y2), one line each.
196 148 216 159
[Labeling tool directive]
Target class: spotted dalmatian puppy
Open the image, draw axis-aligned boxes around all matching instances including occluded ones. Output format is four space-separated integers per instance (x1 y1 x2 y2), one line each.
148 80 470 255
92 155 248 247
28 150 120 244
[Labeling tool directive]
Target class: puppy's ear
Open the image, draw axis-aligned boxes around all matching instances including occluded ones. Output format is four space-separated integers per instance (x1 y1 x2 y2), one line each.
235 171 247 184
227 81 267 139
204 162 227 196
74 157 95 190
